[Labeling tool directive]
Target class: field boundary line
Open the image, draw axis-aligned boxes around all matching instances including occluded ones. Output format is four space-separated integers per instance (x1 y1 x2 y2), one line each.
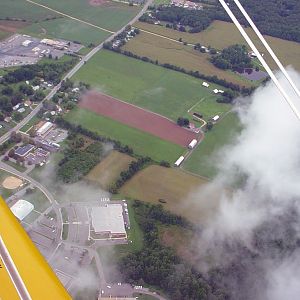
25 0 115 34
88 90 184 126
187 97 205 113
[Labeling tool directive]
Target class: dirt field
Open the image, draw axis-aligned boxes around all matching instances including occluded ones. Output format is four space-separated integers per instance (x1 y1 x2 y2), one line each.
121 165 222 224
0 20 29 33
80 91 199 147
86 150 136 188
2 176 22 190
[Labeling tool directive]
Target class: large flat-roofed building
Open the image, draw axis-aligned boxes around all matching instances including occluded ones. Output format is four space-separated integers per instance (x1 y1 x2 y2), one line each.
91 204 127 239
36 121 54 136
15 144 35 158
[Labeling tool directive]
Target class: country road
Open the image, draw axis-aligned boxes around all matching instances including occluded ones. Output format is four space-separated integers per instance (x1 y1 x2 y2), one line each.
0 0 153 145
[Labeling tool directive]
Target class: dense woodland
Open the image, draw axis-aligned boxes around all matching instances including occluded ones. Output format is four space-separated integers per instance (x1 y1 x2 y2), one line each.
147 0 300 43
57 139 103 183
211 44 252 71
119 201 226 300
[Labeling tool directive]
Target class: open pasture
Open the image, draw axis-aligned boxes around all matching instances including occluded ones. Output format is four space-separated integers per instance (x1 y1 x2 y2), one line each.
73 50 227 121
79 90 199 146
135 21 300 72
64 108 184 163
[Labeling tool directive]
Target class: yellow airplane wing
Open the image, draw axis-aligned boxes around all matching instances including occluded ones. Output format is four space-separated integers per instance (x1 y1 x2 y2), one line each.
0 196 71 300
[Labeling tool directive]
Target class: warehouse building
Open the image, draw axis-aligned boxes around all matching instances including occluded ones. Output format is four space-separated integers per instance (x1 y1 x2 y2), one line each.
90 204 127 240
36 121 54 136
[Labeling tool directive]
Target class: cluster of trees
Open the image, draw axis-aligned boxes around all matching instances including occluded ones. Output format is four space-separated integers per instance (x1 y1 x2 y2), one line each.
177 117 190 127
218 0 300 43
0 132 21 155
2 59 76 85
119 201 226 300
211 44 252 71
109 157 151 193
57 141 103 183
55 117 134 156
104 46 256 95
217 89 238 104
149 1 300 43
140 6 215 33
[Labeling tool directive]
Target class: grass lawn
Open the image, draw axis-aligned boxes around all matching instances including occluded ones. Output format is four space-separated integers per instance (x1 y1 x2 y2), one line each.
20 115 40 133
0 30 10 41
21 17 110 46
183 112 241 178
3 160 27 173
62 224 69 240
135 20 300 72
34 0 140 31
123 31 254 87
120 165 220 224
0 0 58 21
73 50 228 121
64 108 184 163
23 189 51 213
86 150 136 189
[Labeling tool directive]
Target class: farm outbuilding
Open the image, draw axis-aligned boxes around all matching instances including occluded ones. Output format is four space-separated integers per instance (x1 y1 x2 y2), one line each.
188 139 198 149
174 156 185 167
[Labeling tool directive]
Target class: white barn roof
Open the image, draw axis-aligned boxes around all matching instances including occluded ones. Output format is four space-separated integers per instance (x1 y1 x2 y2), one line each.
10 200 34 221
91 204 126 235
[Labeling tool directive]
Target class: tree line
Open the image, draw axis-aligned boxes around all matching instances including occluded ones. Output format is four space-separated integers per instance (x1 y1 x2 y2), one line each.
109 157 152 194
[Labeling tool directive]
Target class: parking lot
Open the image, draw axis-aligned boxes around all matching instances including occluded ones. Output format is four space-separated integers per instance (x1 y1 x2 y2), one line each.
0 34 83 68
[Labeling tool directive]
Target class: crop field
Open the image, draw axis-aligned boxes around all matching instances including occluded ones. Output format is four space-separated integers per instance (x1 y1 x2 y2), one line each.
183 112 241 178
21 18 110 46
33 0 140 31
73 50 229 121
120 165 222 224
135 21 300 72
0 0 58 21
86 150 136 189
79 91 199 146
65 108 184 163
123 31 254 87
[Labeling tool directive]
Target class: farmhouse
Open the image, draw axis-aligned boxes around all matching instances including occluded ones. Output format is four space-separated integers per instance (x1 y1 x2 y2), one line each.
90 204 127 239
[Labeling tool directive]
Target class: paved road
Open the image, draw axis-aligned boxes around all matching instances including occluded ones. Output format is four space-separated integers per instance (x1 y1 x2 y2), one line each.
0 0 152 145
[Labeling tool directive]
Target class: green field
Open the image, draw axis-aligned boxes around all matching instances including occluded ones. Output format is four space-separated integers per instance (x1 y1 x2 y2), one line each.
86 150 136 189
65 108 184 163
183 112 241 178
0 0 58 21
21 17 110 46
135 20 300 72
34 0 140 31
73 50 230 121
121 165 215 224
123 31 254 87
23 189 50 213
0 30 10 41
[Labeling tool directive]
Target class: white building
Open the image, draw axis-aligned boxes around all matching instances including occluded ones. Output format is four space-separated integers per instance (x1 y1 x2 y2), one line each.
174 156 185 167
91 204 127 239
36 121 54 136
188 139 197 149
10 200 34 221
212 115 220 122
202 82 209 88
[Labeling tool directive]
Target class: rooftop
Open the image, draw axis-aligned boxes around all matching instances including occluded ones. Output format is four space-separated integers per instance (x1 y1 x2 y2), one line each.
91 204 126 235
15 144 34 157
10 200 34 221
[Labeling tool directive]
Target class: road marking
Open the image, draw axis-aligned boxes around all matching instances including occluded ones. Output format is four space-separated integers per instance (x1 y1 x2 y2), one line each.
25 0 115 34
